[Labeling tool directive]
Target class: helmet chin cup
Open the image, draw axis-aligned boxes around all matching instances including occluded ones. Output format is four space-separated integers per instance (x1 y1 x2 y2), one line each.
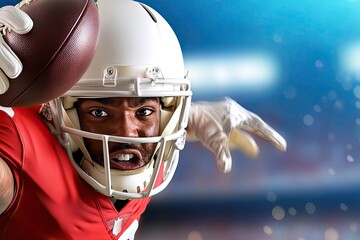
80 157 155 198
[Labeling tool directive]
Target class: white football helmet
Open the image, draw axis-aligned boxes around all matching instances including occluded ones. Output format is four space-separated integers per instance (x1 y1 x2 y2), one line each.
47 0 192 200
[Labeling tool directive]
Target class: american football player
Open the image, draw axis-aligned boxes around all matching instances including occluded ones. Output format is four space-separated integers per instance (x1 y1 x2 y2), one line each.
0 0 286 239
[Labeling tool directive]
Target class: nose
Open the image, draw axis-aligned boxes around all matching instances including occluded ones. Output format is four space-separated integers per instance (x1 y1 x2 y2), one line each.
114 113 139 137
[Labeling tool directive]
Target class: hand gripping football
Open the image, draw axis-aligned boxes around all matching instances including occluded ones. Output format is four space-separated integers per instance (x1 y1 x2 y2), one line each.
0 0 99 107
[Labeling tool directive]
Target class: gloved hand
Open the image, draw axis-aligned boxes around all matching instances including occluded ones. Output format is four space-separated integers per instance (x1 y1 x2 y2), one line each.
187 97 287 173
0 5 33 94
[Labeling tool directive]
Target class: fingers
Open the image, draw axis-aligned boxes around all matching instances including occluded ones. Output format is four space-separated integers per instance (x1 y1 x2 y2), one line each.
223 98 287 152
241 112 287 152
189 98 287 174
0 5 32 94
216 138 232 173
0 70 9 94
0 6 33 34
0 36 22 79
256 125 287 152
188 105 232 173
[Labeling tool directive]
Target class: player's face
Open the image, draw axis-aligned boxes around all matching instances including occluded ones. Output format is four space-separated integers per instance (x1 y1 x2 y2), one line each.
75 97 160 170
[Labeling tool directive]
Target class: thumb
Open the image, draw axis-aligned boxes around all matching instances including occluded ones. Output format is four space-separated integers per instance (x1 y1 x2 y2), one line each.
228 129 259 159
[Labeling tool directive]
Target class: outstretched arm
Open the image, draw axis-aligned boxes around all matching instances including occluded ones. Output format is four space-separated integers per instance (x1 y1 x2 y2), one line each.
0 158 14 214
0 5 32 214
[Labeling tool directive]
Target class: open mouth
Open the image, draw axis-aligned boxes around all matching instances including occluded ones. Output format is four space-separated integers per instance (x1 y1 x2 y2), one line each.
110 150 142 170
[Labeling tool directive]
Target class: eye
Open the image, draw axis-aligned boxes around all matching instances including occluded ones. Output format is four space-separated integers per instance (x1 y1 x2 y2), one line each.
90 109 108 118
136 108 154 117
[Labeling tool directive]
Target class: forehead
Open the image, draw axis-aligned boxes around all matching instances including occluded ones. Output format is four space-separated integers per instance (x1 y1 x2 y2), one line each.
77 97 160 107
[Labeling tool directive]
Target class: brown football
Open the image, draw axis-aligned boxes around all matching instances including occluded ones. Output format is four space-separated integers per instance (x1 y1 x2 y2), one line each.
0 0 99 107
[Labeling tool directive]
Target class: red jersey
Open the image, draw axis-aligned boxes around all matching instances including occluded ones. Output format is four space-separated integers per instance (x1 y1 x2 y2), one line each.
0 106 150 239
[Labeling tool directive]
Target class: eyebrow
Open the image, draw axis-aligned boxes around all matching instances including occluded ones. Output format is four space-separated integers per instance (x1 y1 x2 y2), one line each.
129 97 159 107
89 97 159 107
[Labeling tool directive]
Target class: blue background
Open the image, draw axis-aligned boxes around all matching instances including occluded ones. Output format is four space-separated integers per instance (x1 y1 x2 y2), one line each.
4 0 360 239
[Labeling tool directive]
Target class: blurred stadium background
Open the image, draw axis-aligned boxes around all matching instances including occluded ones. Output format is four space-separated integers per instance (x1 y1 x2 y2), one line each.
4 0 360 239
137 0 360 239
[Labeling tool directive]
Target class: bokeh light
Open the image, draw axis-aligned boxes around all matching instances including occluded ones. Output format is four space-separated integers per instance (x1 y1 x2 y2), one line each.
186 51 280 93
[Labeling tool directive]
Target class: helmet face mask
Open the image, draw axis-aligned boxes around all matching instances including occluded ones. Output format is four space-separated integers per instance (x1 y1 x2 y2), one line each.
47 0 192 200
75 97 161 169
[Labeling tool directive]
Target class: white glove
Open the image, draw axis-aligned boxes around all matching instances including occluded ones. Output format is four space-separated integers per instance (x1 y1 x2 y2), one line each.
187 97 287 173
0 5 33 94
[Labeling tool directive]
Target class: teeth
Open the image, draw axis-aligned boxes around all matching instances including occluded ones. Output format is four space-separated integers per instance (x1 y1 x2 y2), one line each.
116 154 134 161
